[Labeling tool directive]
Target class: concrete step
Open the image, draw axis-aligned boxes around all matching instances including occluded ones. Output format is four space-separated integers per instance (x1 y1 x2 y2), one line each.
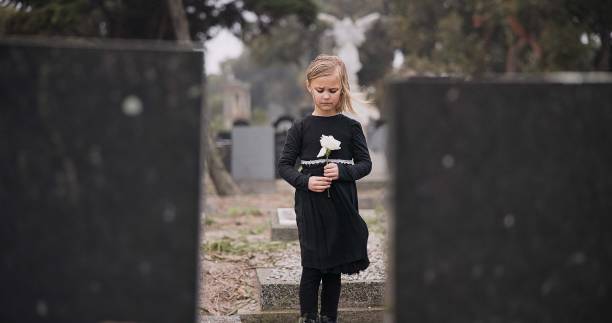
256 267 385 311
238 306 386 323
199 315 242 323
270 208 378 242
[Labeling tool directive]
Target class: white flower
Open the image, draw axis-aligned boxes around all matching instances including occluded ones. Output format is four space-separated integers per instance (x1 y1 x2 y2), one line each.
317 135 341 157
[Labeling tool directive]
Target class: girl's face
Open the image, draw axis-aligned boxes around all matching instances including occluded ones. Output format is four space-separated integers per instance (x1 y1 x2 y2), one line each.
307 69 342 116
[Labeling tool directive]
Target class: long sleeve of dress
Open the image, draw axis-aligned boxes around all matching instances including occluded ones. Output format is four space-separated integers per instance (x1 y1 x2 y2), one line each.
278 121 311 191
338 121 372 182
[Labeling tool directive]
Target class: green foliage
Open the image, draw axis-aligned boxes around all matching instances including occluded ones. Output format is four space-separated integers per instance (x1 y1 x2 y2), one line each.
247 15 325 66
1 0 319 41
358 19 394 87
3 0 97 36
316 0 386 19
245 0 318 28
0 5 18 34
389 0 610 74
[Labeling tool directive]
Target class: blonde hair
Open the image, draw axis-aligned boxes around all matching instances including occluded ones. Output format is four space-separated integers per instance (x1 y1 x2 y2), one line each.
305 54 356 114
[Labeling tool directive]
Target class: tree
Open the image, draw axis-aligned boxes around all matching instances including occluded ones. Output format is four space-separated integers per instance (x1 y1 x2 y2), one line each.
389 0 609 75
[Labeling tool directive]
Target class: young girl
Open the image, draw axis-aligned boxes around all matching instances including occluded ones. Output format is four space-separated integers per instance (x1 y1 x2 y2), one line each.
278 55 372 323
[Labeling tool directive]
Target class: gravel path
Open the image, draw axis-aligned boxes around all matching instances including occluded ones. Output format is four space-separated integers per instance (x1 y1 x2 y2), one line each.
266 226 387 283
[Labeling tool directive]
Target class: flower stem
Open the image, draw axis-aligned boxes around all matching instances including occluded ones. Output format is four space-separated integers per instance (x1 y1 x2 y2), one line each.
325 151 331 198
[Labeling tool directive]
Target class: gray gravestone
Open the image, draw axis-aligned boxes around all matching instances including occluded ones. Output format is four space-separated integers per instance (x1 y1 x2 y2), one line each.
231 126 275 192
0 38 203 323
389 74 612 323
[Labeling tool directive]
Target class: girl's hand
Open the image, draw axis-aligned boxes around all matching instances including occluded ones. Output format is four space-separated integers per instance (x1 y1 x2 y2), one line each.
323 163 339 180
308 176 332 192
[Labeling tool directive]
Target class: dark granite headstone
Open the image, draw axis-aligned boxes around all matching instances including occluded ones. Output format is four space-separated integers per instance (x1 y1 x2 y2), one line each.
0 38 203 323
389 74 612 323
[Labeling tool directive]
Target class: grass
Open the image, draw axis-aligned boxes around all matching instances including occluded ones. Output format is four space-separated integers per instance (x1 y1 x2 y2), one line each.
364 213 387 235
374 203 386 216
227 206 263 217
202 236 289 255
238 221 268 236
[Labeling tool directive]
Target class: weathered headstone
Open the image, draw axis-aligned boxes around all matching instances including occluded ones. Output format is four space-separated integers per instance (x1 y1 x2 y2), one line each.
270 208 298 242
0 38 203 322
273 115 294 179
231 126 275 192
389 74 612 323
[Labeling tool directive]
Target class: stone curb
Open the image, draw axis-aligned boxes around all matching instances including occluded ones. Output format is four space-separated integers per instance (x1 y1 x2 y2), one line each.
238 306 386 323
257 268 385 311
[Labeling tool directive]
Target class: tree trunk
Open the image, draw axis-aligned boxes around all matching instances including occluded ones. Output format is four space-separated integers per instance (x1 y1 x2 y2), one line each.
167 0 239 196
205 128 240 195
166 0 191 43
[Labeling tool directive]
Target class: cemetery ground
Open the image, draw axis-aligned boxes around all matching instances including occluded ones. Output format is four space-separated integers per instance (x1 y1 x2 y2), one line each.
199 179 388 319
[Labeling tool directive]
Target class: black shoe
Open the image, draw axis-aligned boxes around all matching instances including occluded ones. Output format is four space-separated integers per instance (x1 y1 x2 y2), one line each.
319 314 337 323
298 314 318 323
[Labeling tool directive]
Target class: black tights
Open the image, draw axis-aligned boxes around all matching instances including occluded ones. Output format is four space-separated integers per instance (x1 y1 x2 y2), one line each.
299 266 341 320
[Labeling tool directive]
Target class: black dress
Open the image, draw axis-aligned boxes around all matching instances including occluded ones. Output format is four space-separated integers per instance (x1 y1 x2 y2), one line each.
278 113 372 274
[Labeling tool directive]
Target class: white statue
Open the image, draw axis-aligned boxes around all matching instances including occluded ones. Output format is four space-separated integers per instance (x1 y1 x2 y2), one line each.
318 12 381 126
318 13 380 89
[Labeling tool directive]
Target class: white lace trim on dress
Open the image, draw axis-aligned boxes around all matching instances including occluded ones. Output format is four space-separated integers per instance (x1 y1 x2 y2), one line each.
301 158 354 165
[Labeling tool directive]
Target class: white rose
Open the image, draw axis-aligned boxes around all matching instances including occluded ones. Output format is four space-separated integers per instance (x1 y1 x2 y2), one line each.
317 135 341 157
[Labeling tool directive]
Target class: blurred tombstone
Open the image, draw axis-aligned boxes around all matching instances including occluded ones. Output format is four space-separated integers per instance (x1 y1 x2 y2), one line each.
231 126 275 192
368 120 387 153
389 74 612 323
273 115 295 178
0 38 203 322
215 130 232 172
364 121 389 183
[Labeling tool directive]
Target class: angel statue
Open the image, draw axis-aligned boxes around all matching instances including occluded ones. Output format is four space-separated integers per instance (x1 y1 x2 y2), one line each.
318 12 381 127
318 12 380 89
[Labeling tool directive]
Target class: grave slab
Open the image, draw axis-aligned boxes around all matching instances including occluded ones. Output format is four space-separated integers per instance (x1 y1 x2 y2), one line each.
256 268 385 311
231 126 276 193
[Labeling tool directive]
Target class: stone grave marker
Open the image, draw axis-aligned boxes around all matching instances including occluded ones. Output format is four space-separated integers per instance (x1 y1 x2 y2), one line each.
231 126 276 192
389 74 612 323
0 38 203 323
